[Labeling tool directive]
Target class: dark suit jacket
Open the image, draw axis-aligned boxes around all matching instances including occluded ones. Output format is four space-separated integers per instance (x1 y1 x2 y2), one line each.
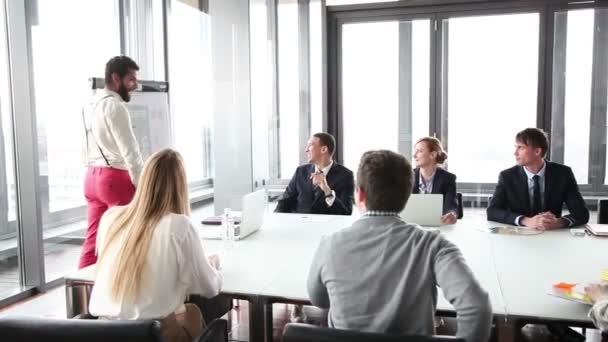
486 161 589 226
275 163 354 215
413 167 458 215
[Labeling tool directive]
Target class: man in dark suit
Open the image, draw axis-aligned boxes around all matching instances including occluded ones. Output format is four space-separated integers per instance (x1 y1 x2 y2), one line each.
276 132 354 323
487 127 589 229
275 132 354 215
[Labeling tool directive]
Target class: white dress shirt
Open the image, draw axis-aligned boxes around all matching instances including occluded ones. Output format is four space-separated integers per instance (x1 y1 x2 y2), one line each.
523 163 546 210
589 299 608 332
83 89 144 186
419 170 437 194
515 162 573 227
89 208 222 320
515 163 546 226
315 161 336 207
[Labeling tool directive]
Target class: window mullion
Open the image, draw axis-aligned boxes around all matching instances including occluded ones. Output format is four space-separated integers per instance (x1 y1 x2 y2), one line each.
588 10 608 188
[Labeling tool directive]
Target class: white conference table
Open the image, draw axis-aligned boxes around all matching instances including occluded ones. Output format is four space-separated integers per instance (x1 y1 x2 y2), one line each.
64 211 605 342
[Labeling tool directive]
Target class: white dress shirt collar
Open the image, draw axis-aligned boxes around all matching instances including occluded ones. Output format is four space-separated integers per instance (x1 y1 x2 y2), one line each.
100 88 124 102
315 160 334 175
523 161 546 180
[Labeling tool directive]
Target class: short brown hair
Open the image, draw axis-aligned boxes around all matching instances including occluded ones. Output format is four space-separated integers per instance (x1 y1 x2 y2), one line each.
357 150 413 212
516 128 549 157
313 132 336 156
415 137 448 164
105 56 139 84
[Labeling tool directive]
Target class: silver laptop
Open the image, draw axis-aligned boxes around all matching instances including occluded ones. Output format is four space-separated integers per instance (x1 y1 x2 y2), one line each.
200 190 266 240
400 194 443 227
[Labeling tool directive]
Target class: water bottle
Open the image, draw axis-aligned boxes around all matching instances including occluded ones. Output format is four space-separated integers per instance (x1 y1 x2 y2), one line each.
222 208 236 250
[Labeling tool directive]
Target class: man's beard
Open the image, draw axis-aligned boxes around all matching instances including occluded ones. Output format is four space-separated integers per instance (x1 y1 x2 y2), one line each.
118 82 131 102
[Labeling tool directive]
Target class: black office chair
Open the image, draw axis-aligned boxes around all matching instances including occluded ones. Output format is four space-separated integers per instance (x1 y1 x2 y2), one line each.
598 199 608 224
456 193 463 219
196 318 229 342
283 323 465 342
187 294 233 323
0 316 163 342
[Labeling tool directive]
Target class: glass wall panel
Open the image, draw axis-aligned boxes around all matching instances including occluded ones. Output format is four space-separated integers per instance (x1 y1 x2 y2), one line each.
444 13 539 184
278 0 300 178
0 1 22 299
250 0 272 184
310 0 323 135
341 20 430 173
251 1 325 181
551 10 593 185
327 0 397 5
29 0 121 282
152 0 166 80
168 1 213 182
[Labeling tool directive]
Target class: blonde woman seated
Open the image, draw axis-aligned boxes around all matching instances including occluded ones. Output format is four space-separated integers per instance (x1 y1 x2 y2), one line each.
89 149 222 342
413 137 458 224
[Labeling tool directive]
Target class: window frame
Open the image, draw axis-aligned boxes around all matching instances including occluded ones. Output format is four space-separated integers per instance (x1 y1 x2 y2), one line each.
256 0 327 184
327 0 608 199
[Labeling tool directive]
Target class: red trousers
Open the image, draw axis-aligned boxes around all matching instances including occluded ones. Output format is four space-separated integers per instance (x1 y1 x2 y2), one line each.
79 166 135 269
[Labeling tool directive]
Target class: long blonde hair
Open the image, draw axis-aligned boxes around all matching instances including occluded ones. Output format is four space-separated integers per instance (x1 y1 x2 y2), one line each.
97 148 191 304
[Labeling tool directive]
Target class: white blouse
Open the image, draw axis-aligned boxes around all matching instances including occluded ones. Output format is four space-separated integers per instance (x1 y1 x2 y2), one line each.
89 208 222 320
590 299 608 332
83 89 144 186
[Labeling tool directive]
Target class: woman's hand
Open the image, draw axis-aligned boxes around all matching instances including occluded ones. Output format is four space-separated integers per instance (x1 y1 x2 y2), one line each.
208 254 221 270
585 283 608 303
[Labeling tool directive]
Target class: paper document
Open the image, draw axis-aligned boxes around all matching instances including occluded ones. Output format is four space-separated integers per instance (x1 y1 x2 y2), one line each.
297 215 340 223
482 226 544 235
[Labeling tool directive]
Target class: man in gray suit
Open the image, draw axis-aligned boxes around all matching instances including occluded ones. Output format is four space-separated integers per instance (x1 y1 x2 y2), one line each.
307 150 492 342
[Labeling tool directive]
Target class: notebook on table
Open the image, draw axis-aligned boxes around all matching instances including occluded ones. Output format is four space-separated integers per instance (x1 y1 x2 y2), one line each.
547 282 593 305
586 224 608 237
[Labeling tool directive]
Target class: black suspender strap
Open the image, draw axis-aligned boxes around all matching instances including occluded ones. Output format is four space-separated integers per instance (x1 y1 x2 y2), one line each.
82 95 113 166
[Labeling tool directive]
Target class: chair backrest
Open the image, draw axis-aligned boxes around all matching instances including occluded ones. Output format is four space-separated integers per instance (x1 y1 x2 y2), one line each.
456 192 463 219
283 323 465 342
598 199 608 224
0 316 163 342
196 318 228 342
187 294 233 322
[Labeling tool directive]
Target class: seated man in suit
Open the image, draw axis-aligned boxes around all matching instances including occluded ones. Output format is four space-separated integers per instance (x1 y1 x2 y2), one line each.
307 150 492 342
276 132 354 323
489 128 589 341
487 127 589 229
275 132 354 215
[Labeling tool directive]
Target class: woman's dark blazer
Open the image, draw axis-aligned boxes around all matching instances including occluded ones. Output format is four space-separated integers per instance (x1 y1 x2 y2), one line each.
413 167 458 215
